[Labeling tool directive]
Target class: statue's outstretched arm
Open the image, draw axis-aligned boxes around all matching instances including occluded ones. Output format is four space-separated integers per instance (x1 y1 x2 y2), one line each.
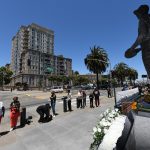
125 20 147 58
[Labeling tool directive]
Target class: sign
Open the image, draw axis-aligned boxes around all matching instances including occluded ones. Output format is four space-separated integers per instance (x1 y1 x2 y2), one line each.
142 75 147 78
45 67 54 74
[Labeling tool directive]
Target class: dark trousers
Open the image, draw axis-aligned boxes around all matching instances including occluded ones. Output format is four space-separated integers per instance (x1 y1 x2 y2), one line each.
90 98 94 108
36 109 51 122
95 98 100 107
76 98 79 108
37 110 45 121
108 93 111 98
83 98 86 108
108 92 111 98
68 100 72 111
78 99 82 108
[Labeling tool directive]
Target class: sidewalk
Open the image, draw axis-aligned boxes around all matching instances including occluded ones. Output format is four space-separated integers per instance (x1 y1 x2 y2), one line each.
0 96 114 150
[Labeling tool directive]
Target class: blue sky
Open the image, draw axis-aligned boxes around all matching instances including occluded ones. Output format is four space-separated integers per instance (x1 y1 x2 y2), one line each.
0 0 150 78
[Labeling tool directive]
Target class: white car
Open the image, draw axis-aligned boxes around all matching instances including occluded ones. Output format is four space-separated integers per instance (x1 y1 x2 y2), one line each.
50 86 63 93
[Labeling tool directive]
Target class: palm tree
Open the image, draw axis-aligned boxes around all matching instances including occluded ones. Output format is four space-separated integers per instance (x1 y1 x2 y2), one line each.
84 46 109 89
127 68 138 85
113 62 129 86
74 71 79 76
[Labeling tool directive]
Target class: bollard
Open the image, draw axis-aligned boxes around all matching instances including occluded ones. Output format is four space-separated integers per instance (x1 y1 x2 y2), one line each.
20 107 26 127
62 96 68 112
76 98 78 108
76 98 80 108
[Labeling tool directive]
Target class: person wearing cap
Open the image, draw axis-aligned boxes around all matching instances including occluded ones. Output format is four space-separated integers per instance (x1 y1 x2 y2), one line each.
9 97 20 131
0 101 5 124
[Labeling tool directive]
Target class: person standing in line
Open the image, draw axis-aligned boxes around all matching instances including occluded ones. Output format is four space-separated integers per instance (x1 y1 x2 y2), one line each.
0 101 5 124
89 93 94 108
10 97 20 131
93 88 100 107
107 87 112 98
77 90 83 108
50 92 57 117
82 90 87 108
67 90 73 111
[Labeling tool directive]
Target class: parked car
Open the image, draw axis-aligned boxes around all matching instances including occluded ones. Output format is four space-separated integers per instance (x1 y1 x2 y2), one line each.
72 85 82 89
81 85 93 90
99 84 108 90
50 86 63 93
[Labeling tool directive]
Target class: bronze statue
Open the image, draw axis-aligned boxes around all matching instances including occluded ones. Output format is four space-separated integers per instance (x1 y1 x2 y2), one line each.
125 5 150 78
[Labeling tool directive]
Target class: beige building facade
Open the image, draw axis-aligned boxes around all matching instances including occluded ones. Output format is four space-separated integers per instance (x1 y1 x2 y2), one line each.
11 23 72 88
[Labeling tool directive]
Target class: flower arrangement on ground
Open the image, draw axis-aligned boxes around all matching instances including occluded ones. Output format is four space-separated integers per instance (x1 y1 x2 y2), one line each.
90 108 120 150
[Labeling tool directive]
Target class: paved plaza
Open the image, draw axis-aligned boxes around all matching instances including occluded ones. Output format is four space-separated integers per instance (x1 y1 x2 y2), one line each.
0 90 115 150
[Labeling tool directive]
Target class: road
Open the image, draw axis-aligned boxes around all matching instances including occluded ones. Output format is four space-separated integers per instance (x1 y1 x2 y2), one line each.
0 88 121 109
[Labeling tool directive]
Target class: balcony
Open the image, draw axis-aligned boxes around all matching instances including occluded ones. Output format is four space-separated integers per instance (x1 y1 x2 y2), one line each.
23 30 29 37
23 38 28 42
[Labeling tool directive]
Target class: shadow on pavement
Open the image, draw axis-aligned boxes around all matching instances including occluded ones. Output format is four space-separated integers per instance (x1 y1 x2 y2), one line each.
38 116 53 124
0 131 9 137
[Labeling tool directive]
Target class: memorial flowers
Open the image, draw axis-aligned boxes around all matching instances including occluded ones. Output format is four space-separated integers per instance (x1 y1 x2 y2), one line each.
90 108 120 150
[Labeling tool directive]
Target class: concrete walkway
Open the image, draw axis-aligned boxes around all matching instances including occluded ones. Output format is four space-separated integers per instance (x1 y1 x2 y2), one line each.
0 96 114 150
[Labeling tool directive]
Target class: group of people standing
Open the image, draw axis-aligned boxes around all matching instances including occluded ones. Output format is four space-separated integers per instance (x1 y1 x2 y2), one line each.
0 87 104 131
77 88 100 109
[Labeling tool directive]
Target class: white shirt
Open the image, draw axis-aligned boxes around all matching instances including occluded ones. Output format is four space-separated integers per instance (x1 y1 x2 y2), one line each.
0 102 3 116
68 93 72 100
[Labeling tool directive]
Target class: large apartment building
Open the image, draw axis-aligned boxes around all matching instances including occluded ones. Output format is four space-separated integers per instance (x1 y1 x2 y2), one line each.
11 23 72 88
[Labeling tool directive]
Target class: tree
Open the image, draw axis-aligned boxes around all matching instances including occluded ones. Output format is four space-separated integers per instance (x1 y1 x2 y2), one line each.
48 75 70 86
113 62 129 86
48 76 58 86
15 82 22 90
0 66 13 89
72 76 89 86
127 68 138 85
84 45 109 89
74 71 79 76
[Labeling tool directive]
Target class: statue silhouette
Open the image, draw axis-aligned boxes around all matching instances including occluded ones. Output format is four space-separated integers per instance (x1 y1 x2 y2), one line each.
125 5 150 78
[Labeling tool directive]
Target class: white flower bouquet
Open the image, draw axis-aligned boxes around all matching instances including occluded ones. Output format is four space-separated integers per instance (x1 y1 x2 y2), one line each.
90 108 120 150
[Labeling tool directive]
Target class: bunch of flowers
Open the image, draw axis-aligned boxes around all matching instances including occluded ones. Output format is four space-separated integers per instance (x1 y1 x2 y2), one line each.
90 108 120 150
